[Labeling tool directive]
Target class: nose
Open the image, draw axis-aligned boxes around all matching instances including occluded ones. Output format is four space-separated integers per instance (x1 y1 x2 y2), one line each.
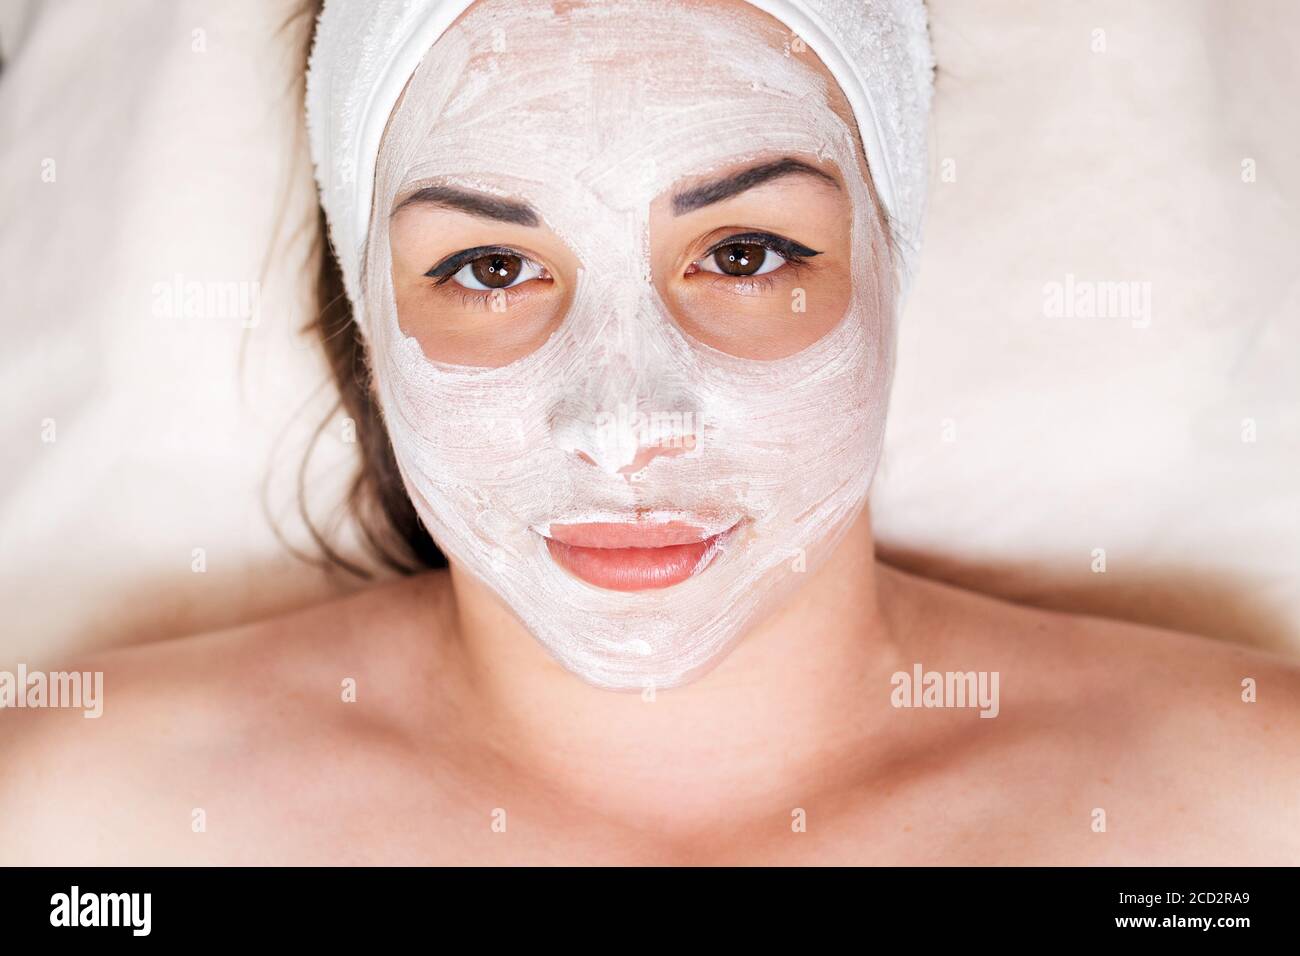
551 349 700 476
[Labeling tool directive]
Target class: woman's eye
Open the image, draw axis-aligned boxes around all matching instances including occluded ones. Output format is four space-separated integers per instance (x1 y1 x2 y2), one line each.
698 241 785 278
450 252 545 290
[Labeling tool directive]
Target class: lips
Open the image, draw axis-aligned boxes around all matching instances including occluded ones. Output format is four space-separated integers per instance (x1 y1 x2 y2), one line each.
540 519 739 591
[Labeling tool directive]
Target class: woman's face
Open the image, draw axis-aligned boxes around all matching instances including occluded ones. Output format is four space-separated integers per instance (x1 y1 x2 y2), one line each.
366 0 895 689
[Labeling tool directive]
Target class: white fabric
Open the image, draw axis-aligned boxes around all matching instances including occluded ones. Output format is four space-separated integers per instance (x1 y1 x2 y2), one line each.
1 0 1297 667
871 0 1300 655
0 0 363 668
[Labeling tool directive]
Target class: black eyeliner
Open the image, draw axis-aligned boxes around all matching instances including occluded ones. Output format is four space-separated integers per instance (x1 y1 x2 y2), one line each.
425 245 523 284
707 231 821 264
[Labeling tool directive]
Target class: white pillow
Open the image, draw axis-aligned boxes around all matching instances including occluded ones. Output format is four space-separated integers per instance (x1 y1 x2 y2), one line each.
872 0 1300 655
0 0 369 667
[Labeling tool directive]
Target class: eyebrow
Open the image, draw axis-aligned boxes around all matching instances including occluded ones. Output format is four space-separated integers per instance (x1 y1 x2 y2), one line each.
391 185 540 227
671 157 841 216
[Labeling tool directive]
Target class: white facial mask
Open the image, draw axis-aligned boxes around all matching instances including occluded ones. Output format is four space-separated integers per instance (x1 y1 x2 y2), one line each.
361 0 897 689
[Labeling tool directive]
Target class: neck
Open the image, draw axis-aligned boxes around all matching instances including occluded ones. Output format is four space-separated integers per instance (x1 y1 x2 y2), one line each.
443 506 906 812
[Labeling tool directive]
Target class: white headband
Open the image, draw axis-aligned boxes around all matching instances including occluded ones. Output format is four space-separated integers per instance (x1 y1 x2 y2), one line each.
305 0 935 313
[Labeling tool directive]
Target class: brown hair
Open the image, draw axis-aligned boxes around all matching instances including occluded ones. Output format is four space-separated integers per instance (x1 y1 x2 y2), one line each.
302 209 447 577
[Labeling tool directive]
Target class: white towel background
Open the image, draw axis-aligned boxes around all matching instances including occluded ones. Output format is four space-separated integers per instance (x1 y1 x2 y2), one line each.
2 0 1296 668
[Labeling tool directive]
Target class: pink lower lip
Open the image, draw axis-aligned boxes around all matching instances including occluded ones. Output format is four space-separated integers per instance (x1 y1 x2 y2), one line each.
542 521 735 591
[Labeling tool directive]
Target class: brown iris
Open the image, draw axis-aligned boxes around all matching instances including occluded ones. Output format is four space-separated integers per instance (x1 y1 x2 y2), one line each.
712 242 767 277
471 253 524 288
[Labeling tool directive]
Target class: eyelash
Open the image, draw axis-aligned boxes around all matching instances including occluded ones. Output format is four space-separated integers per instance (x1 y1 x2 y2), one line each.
700 231 819 270
424 245 543 287
423 231 820 305
424 245 546 308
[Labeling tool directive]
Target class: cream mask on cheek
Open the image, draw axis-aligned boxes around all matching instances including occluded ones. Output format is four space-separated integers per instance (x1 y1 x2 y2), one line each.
341 0 920 689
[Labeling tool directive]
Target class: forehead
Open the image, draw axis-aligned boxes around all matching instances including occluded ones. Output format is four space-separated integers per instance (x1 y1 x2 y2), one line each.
391 0 858 201
441 0 818 98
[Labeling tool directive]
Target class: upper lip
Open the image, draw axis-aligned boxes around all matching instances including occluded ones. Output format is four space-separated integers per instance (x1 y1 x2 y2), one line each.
540 518 738 549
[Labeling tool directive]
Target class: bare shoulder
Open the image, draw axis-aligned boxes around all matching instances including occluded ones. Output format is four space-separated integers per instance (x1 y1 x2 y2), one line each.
0 571 456 865
880 564 1300 863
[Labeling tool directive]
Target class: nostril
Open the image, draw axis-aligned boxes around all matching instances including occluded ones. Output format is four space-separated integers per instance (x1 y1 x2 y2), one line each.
617 443 687 476
575 450 598 468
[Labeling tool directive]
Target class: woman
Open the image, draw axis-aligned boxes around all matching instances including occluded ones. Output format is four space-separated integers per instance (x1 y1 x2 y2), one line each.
2 0 1298 865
